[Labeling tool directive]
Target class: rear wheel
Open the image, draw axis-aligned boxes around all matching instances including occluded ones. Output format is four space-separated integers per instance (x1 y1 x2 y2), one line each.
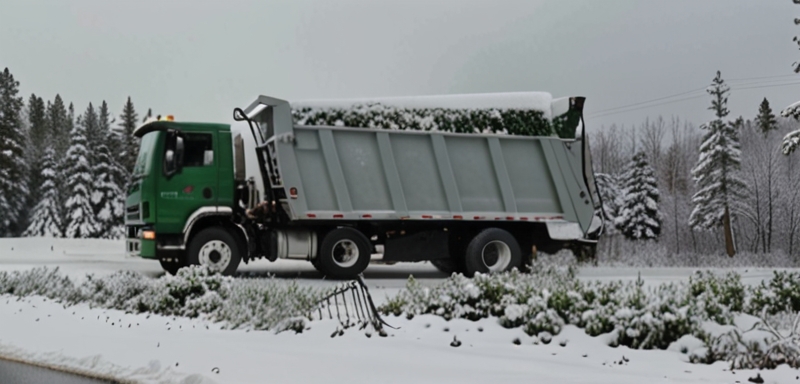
315 227 371 279
464 228 522 277
187 227 242 276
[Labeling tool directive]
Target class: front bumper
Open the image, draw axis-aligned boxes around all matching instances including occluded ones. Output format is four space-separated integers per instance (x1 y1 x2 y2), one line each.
125 225 157 259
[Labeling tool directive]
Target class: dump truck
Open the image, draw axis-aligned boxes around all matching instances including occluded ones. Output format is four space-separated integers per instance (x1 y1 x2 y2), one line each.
125 93 602 278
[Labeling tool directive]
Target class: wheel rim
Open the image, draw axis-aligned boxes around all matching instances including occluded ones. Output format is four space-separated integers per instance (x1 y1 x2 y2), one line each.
481 240 512 272
198 240 232 272
331 239 359 268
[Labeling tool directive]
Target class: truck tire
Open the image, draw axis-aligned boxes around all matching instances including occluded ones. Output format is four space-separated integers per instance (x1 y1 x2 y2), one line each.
464 228 522 277
187 227 242 276
316 227 371 280
159 258 183 275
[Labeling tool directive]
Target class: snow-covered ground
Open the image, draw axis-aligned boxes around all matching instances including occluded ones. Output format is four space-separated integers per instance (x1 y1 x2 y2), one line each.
1 238 798 384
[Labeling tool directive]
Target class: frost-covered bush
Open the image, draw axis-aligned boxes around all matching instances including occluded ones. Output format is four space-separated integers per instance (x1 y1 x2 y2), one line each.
747 271 800 315
381 266 800 365
0 267 81 303
0 266 325 332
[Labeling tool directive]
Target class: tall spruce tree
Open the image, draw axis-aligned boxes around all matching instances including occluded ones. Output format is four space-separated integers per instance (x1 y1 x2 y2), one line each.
689 71 747 256
595 173 623 235
117 97 139 175
92 100 126 238
64 115 101 238
0 67 30 236
23 146 63 237
26 94 47 211
615 152 661 240
755 98 778 137
48 95 70 157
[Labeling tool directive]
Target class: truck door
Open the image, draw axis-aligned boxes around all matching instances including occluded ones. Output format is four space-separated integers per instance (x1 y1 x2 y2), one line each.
156 131 219 234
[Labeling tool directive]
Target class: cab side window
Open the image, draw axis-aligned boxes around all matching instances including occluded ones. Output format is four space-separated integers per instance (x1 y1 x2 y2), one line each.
183 133 213 167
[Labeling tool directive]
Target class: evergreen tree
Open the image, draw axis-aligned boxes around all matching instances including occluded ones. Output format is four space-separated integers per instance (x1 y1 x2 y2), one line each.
0 67 30 236
92 101 126 238
23 146 63 237
47 95 70 157
595 173 623 235
117 96 139 175
91 142 125 238
82 102 100 154
64 115 101 238
26 94 47 209
615 152 661 240
689 71 747 256
755 98 777 137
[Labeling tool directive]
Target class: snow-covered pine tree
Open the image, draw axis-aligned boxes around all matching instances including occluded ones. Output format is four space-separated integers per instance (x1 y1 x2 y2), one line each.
47 95 71 158
755 98 777 137
23 146 63 237
0 67 30 236
689 71 747 256
64 114 101 238
594 173 623 235
117 97 139 175
25 94 47 216
92 101 126 238
615 152 661 240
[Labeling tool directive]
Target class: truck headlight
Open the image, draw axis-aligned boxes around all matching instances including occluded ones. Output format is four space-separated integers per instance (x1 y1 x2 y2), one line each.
142 230 156 240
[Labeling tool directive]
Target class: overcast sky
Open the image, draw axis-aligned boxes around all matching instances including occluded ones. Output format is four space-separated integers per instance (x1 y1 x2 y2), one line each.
2 0 799 132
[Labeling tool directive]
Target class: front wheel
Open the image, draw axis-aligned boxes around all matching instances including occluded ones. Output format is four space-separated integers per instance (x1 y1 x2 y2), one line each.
464 228 522 277
315 227 371 279
187 227 242 276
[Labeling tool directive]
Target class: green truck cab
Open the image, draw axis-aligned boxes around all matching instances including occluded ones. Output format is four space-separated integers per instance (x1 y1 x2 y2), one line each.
126 118 240 274
125 94 602 278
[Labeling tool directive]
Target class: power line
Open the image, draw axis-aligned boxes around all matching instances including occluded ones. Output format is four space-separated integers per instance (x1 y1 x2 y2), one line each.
586 78 800 119
588 94 707 118
727 74 797 81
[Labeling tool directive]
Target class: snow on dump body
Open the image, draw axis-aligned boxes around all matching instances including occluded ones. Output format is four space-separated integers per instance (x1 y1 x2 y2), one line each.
292 92 554 117
290 92 571 137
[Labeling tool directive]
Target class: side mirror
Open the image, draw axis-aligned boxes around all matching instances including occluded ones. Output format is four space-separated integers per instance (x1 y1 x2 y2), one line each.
175 136 185 169
164 132 184 178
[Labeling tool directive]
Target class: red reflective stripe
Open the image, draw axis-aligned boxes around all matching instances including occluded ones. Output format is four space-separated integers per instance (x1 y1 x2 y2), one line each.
307 213 317 218
550 216 564 220
422 215 433 219
453 215 463 220
333 214 344 219
362 214 372 218
506 216 514 220
473 216 482 220
520 217 529 221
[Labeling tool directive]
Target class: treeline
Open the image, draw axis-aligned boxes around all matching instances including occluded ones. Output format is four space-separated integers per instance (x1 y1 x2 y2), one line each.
593 70 800 260
0 67 151 238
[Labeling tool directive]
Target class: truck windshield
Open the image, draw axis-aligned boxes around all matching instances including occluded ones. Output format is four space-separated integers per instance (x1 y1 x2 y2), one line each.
132 131 158 179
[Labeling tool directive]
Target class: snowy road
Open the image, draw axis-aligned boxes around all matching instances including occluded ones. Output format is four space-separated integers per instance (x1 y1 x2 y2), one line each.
0 357 113 384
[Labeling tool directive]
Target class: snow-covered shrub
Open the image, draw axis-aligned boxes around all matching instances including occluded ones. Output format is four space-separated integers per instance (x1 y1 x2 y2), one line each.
686 271 743 323
747 271 800 315
0 266 325 332
80 270 150 310
132 266 231 317
0 267 79 302
692 312 800 370
213 280 322 331
381 267 797 361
